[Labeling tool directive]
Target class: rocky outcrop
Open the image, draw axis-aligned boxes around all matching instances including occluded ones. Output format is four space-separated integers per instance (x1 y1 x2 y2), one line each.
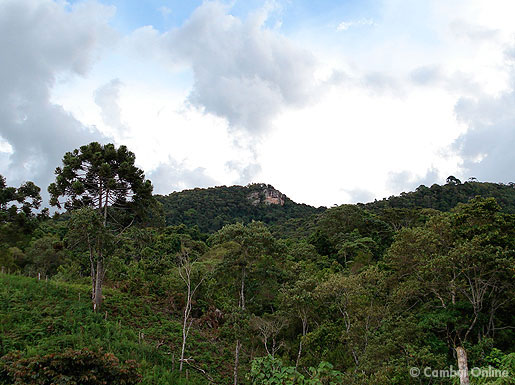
247 184 285 206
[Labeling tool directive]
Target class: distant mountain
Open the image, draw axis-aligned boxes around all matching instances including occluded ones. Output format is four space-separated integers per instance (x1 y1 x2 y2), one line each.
155 179 515 236
155 183 325 234
362 179 515 213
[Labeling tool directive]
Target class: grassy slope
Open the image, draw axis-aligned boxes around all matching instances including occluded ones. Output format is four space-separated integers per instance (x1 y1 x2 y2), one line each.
0 274 229 384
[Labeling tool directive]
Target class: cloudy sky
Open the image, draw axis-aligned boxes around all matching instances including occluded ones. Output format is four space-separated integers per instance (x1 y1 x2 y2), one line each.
1 0 514 207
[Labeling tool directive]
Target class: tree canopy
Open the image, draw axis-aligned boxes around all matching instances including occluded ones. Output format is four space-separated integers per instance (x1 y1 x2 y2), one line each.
1 159 514 385
48 142 153 218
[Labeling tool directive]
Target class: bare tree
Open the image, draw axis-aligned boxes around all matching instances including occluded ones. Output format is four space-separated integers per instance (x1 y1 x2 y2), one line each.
178 250 206 372
251 315 287 357
295 308 309 369
234 262 246 385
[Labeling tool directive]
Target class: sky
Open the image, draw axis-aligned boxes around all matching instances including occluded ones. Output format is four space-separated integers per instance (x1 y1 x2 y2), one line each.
0 0 514 207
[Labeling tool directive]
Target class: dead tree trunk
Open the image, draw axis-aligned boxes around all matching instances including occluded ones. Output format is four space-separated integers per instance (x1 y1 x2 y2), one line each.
178 253 205 372
233 266 246 385
179 270 192 372
179 307 191 372
295 314 308 369
456 346 470 385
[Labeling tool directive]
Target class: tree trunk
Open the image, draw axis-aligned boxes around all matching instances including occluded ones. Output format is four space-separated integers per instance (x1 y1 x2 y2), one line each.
296 338 303 369
234 265 245 384
103 190 108 227
94 259 104 312
180 291 191 372
456 346 470 385
179 326 187 372
90 257 96 300
296 316 308 369
233 339 241 385
87 236 96 300
95 191 107 312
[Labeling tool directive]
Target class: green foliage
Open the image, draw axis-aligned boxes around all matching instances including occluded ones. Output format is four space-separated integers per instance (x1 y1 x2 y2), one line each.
464 350 515 384
309 204 393 266
0 175 44 269
248 355 344 384
210 221 285 314
156 183 324 234
0 175 41 222
0 348 141 385
25 235 67 276
1 170 515 385
48 142 154 223
364 180 515 213
67 207 113 261
0 274 214 384
385 197 515 385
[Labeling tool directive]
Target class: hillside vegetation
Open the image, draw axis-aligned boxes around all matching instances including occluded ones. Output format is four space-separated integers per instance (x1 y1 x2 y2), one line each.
364 178 515 213
0 143 514 385
156 183 325 234
0 274 227 384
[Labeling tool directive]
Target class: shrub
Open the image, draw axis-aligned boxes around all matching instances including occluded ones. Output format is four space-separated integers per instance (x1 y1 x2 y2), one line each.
0 348 141 385
248 355 344 385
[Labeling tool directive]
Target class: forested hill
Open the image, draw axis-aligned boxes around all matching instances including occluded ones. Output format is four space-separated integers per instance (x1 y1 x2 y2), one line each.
156 179 515 235
362 178 515 213
2 140 515 385
155 183 325 233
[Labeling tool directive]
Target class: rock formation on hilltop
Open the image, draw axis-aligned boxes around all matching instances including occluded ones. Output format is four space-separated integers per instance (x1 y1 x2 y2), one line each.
247 184 285 206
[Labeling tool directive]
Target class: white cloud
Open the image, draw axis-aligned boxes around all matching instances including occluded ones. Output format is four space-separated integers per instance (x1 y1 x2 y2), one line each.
135 2 321 137
4 0 514 207
111 1 326 184
453 79 515 182
55 75 254 190
148 159 216 195
258 84 463 206
337 18 376 31
94 78 128 136
0 0 115 193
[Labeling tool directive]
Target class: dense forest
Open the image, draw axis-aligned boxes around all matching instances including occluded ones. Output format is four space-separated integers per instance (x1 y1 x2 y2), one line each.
155 183 325 235
363 176 515 213
0 142 514 385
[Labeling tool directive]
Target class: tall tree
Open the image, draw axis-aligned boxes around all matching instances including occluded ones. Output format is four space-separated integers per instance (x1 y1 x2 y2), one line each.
177 248 206 372
0 175 42 269
313 267 389 371
279 273 318 369
211 221 281 385
49 142 153 310
388 197 515 385
0 175 41 223
310 204 393 263
67 207 112 306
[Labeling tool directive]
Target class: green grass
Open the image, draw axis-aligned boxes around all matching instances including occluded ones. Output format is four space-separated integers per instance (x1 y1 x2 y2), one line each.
0 273 224 384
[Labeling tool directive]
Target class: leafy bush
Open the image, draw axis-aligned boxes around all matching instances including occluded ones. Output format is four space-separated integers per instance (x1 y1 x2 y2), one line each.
248 355 344 384
0 348 141 385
